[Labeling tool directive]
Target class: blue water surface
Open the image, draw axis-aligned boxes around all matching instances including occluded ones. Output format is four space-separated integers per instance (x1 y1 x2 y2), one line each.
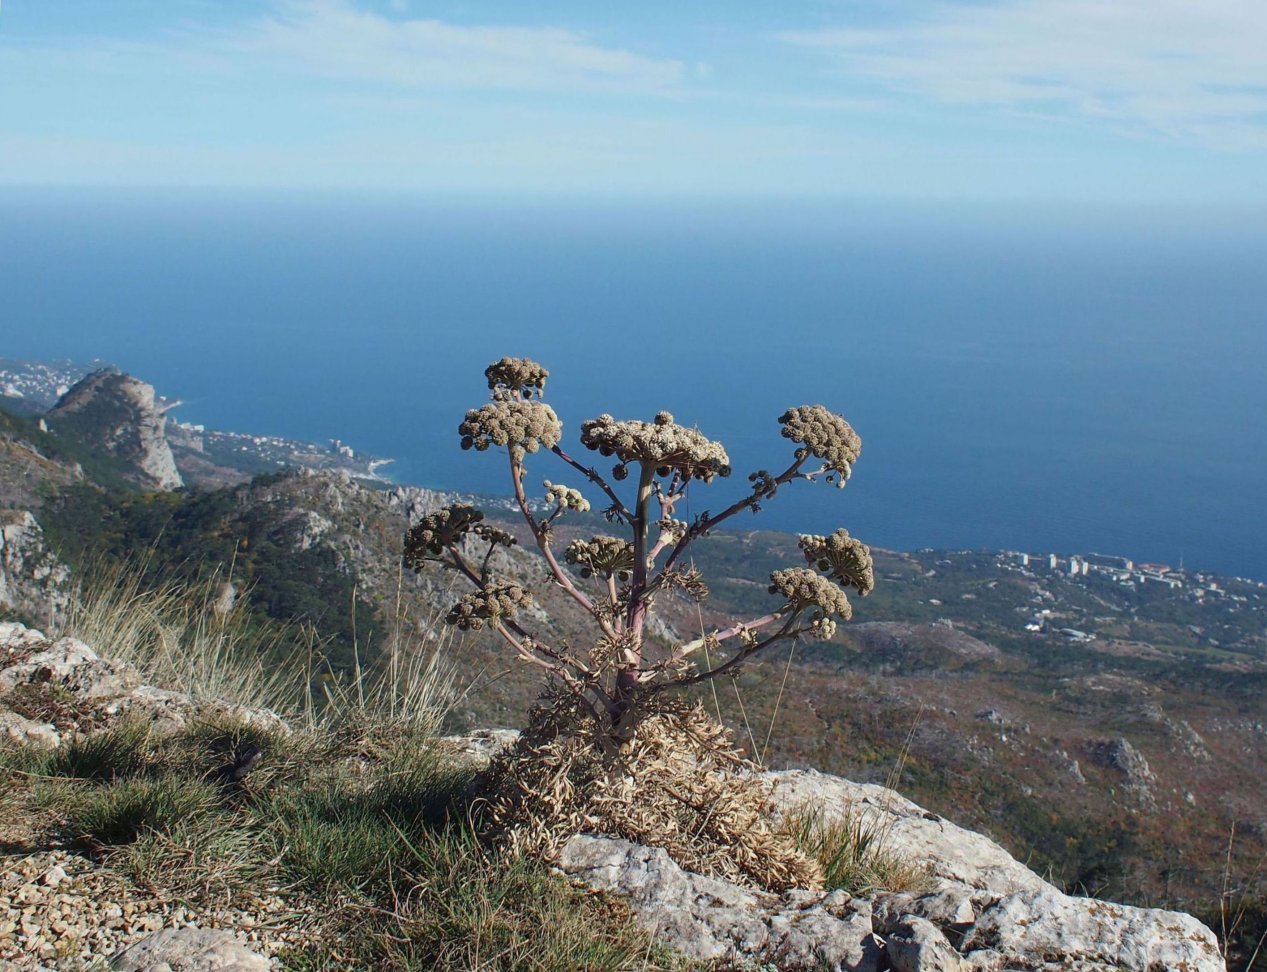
3 190 1265 578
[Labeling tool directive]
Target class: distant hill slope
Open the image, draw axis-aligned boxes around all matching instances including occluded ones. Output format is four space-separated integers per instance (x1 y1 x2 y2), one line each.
45 370 183 491
1 357 393 488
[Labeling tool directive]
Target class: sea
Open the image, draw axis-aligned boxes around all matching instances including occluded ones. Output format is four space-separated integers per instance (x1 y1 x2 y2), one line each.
3 189 1266 580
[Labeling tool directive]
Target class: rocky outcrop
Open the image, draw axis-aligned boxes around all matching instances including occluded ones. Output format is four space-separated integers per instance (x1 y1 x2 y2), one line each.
764 771 1051 896
0 622 284 746
557 829 1222 971
1084 736 1157 807
960 888 1221 971
442 732 1223 971
46 370 182 490
0 510 69 621
560 835 882 971
552 766 1223 971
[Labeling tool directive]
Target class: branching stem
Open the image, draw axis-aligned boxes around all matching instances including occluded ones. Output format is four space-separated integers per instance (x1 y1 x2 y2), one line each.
660 613 802 689
550 445 633 523
509 451 616 640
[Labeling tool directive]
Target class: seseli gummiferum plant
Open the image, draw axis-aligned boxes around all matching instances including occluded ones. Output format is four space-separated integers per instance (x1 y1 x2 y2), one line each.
407 356 873 744
404 357 877 889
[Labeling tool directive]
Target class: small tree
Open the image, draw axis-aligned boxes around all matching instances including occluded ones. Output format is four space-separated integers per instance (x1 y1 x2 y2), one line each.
405 357 875 888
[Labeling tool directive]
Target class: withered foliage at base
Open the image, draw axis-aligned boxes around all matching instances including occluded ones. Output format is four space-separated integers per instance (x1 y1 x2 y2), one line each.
474 695 823 893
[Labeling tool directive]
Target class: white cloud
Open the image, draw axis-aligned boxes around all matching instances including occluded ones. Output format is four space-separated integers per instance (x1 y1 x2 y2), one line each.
780 0 1267 146
231 0 687 92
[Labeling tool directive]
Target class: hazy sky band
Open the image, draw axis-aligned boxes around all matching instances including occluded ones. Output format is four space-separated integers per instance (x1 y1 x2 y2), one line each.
2 0 1266 201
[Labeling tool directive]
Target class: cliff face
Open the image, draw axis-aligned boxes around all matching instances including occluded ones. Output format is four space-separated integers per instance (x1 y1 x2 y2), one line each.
45 371 182 491
0 511 68 623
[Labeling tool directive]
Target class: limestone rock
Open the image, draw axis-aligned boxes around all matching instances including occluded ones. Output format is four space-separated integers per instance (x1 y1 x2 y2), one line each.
0 620 49 651
385 484 458 524
109 928 271 971
0 634 138 699
886 915 967 972
960 888 1222 972
552 767 1222 972
438 727 520 765
0 511 70 621
0 623 285 738
765 769 1051 896
872 888 976 936
0 707 60 747
558 834 881 971
1084 737 1157 806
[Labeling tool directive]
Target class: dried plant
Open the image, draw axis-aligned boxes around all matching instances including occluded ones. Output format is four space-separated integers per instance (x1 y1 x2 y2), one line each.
405 356 876 888
407 355 873 739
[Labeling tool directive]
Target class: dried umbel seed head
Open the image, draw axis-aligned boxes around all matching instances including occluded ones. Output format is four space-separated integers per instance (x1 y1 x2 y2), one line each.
748 470 778 499
445 583 534 630
664 565 709 602
778 405 861 488
799 529 875 596
566 535 636 580
459 400 563 463
404 504 484 566
543 480 590 513
474 523 517 548
768 567 852 638
579 413 731 483
485 357 549 400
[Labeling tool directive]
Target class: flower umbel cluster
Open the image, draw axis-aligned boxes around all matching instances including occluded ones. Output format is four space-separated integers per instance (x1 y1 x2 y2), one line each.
767 567 853 640
404 504 485 565
566 535 636 580
544 481 590 513
799 529 875 596
474 523 517 548
446 583 535 630
579 411 731 482
486 356 549 400
657 517 688 542
778 405 861 487
460 400 563 463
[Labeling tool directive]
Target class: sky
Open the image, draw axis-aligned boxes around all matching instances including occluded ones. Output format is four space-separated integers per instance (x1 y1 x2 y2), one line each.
2 0 1267 202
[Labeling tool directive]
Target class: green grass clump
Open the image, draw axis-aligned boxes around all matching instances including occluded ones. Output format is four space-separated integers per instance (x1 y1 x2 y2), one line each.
4 715 688 971
48 718 156 781
263 744 477 894
65 775 219 846
121 812 266 899
373 828 686 972
785 802 930 896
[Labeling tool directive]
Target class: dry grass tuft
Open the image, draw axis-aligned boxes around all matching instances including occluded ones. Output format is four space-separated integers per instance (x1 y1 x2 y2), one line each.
477 692 822 892
783 800 932 896
311 621 464 739
55 559 302 717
